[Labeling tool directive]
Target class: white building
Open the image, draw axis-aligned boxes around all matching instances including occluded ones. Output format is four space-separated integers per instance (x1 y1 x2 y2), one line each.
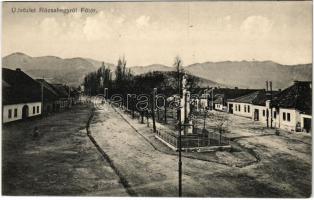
274 81 312 133
227 81 312 133
252 100 277 127
227 91 260 118
3 68 42 123
3 102 42 123
213 95 227 112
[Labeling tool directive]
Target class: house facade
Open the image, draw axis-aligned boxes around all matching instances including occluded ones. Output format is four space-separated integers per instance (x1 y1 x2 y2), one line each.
3 68 42 123
227 81 312 133
36 79 59 114
274 81 312 133
277 108 300 131
227 91 261 118
208 88 258 112
252 100 278 127
3 102 41 123
51 84 71 111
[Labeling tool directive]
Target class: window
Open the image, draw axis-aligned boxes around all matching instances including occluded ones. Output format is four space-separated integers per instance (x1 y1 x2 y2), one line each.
273 111 276 119
263 110 265 117
287 113 291 121
37 106 39 113
33 106 35 114
238 105 241 112
283 112 286 121
14 109 17 117
244 105 246 112
8 109 12 119
248 105 250 113
235 105 237 111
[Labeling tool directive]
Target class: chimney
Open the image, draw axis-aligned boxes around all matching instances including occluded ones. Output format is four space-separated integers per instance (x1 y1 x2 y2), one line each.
16 68 21 72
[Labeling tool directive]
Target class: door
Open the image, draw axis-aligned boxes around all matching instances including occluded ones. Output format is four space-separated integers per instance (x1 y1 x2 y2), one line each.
303 118 311 133
22 105 29 119
254 109 259 121
229 104 233 114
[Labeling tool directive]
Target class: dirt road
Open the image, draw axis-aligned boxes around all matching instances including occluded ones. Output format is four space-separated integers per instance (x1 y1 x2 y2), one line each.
3 103 310 197
90 104 311 197
2 104 128 196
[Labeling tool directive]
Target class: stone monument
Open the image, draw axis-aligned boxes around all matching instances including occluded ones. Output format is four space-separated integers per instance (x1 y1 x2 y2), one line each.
180 73 193 135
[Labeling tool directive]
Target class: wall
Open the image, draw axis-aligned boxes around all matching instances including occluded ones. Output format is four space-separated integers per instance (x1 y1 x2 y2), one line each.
56 99 71 110
252 105 278 128
3 102 41 123
199 99 208 109
278 108 299 132
227 101 310 133
300 114 312 133
215 103 227 112
228 102 253 118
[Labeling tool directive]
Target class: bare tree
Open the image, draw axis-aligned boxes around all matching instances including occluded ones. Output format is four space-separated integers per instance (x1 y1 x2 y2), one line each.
174 56 183 95
207 112 230 145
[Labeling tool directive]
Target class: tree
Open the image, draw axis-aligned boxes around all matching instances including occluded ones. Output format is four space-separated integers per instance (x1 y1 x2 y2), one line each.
173 56 183 96
151 88 157 132
83 61 113 96
208 112 230 145
115 58 124 83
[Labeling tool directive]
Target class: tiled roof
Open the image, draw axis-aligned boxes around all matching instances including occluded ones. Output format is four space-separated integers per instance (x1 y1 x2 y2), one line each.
274 81 312 114
3 68 42 105
213 94 224 104
252 91 280 106
227 90 279 106
227 91 262 104
51 84 69 98
208 88 258 102
2 80 11 88
36 79 59 101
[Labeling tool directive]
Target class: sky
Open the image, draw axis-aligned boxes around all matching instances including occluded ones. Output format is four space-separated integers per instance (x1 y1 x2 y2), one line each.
2 1 312 67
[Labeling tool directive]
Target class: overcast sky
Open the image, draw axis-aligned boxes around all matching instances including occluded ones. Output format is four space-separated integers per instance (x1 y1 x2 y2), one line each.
2 1 312 67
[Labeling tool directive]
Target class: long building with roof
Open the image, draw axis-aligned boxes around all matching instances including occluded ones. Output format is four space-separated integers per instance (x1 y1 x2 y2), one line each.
3 68 76 123
227 81 312 133
2 68 42 123
274 81 312 132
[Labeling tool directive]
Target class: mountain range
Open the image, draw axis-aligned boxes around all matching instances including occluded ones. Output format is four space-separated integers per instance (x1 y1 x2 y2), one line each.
2 52 312 89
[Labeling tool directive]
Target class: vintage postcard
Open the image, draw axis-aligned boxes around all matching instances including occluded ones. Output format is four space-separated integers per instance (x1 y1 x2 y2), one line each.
2 1 312 197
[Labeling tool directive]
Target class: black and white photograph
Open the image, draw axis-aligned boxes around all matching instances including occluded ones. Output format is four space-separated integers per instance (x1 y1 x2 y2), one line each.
1 1 312 197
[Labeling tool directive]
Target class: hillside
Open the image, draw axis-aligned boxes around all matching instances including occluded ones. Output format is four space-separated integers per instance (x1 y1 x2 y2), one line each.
128 61 312 89
3 52 311 89
184 61 312 89
2 52 114 86
130 64 175 75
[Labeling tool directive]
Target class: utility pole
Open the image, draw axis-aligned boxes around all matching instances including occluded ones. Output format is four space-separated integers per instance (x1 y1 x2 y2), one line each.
104 88 108 100
211 88 214 110
68 84 71 109
270 81 273 128
184 92 187 124
41 81 44 115
203 110 206 129
164 103 167 124
177 69 182 197
36 76 54 115
152 88 157 133
266 81 269 128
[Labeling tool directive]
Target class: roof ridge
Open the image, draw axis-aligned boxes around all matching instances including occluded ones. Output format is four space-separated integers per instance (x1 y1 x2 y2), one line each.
230 90 261 101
